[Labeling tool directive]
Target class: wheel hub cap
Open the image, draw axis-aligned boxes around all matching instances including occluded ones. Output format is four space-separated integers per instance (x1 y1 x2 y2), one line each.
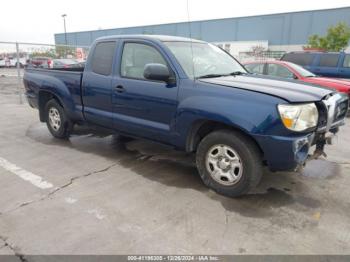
218 158 230 170
205 144 243 186
48 107 61 131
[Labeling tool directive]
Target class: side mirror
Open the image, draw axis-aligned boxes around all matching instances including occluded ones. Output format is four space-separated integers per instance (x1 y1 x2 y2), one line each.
144 63 170 82
293 74 298 80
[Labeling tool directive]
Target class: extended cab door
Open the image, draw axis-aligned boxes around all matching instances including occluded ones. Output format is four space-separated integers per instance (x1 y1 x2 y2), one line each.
81 41 117 128
111 40 179 142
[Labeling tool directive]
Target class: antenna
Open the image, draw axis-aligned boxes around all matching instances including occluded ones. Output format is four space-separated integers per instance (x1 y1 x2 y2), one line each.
186 0 196 80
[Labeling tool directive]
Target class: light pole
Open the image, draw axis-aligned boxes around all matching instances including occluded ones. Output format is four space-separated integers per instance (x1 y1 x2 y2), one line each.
62 14 67 57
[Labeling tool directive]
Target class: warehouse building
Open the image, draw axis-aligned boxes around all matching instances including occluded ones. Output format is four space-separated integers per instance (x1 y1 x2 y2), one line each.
54 6 350 57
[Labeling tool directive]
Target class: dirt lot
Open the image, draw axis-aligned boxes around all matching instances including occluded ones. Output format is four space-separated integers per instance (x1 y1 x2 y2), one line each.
0 72 350 258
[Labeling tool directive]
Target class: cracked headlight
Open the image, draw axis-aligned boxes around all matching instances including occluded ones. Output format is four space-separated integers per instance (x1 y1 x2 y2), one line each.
278 103 318 132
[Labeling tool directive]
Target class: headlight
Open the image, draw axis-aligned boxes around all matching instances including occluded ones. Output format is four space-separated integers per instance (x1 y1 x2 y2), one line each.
278 103 318 132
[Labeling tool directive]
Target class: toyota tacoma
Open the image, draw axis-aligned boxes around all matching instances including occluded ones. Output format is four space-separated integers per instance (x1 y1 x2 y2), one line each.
23 35 349 197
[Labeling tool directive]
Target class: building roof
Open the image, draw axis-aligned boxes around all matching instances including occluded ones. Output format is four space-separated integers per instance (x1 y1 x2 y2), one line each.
55 6 350 47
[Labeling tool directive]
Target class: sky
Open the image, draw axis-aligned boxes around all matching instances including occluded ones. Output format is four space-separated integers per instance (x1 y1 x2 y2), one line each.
0 0 349 44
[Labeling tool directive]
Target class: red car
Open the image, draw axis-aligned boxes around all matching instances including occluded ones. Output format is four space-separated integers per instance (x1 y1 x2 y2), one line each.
27 57 53 68
244 60 350 98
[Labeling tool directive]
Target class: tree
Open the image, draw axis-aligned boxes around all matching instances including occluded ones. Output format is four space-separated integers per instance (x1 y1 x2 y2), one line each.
250 45 266 56
307 22 350 51
55 46 76 58
30 48 57 58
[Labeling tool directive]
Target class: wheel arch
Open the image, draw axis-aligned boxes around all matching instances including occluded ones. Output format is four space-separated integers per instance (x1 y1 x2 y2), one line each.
38 90 64 122
185 120 264 158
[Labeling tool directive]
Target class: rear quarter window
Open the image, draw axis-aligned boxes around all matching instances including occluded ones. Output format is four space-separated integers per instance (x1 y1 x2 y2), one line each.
281 53 315 66
91 41 116 76
318 54 339 67
343 55 350 68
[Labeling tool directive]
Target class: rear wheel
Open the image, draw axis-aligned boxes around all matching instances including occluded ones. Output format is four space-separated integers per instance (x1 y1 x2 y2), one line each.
45 99 72 139
196 129 263 197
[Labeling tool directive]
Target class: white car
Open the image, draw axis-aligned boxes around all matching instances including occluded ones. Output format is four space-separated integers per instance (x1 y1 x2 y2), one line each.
9 57 27 68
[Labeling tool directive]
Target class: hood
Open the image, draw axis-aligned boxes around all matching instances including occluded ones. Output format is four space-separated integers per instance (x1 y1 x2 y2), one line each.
200 74 333 103
304 76 350 92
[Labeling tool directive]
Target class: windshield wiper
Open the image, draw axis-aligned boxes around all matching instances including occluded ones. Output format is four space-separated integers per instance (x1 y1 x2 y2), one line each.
196 73 227 79
196 71 246 79
227 71 246 76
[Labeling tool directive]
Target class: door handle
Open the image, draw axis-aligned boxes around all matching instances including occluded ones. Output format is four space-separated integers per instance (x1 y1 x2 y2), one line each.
115 85 125 93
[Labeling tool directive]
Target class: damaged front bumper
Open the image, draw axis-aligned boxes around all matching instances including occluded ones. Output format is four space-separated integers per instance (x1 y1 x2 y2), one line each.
254 92 348 172
308 93 348 161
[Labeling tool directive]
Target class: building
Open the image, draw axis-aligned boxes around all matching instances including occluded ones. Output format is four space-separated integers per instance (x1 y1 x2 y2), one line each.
54 6 350 58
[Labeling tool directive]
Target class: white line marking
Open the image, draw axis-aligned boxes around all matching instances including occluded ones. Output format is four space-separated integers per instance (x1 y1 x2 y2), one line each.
0 157 53 189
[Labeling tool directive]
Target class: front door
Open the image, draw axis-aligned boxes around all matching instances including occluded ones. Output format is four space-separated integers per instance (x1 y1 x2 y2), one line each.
111 41 179 143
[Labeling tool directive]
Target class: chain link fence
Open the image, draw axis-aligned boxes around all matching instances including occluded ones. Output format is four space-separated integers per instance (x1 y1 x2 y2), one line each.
1 41 287 104
238 51 286 63
0 41 90 103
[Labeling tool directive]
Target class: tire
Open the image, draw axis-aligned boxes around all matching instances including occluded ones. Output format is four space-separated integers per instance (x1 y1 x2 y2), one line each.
45 99 72 139
196 129 263 197
115 134 134 143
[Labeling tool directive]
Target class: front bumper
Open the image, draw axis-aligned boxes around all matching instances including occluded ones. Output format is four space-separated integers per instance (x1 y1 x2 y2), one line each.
254 92 348 172
253 133 315 172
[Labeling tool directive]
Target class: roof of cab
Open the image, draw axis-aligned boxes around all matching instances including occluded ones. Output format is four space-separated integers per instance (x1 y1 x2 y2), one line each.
95 34 205 43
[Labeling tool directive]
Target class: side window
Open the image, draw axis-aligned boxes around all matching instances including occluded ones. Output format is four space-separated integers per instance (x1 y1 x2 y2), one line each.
343 55 350 68
121 43 167 80
282 53 314 66
245 63 264 74
267 64 294 78
319 54 339 67
91 41 116 76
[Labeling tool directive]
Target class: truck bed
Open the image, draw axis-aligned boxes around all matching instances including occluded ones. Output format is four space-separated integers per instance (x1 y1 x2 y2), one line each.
23 68 84 122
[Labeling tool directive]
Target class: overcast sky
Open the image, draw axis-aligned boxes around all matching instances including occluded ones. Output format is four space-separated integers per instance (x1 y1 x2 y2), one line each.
0 0 349 44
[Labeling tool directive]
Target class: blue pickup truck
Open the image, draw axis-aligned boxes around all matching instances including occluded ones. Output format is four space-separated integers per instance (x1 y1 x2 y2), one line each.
281 51 350 79
24 35 349 197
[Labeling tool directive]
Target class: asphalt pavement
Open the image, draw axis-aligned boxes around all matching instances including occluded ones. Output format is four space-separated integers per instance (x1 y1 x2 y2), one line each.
0 73 349 258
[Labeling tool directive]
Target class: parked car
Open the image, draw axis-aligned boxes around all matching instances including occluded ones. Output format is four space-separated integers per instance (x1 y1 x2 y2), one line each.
281 51 350 79
28 57 53 68
9 57 27 68
0 57 8 67
52 59 82 69
23 35 349 197
244 60 350 99
0 56 27 68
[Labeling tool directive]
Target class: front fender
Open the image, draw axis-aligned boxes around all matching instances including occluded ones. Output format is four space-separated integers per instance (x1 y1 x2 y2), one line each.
174 82 287 149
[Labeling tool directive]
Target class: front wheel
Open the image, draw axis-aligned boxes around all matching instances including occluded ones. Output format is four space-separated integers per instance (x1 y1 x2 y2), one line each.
196 129 263 197
45 99 72 139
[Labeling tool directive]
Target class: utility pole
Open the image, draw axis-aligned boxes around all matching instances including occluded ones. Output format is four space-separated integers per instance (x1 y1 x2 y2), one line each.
15 42 23 104
62 14 67 57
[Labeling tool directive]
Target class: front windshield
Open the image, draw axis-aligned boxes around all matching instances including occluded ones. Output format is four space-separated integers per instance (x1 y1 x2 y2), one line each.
164 41 247 79
287 62 315 77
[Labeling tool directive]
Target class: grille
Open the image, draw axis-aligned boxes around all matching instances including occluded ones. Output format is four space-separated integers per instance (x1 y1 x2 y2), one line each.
319 93 348 132
334 99 349 123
